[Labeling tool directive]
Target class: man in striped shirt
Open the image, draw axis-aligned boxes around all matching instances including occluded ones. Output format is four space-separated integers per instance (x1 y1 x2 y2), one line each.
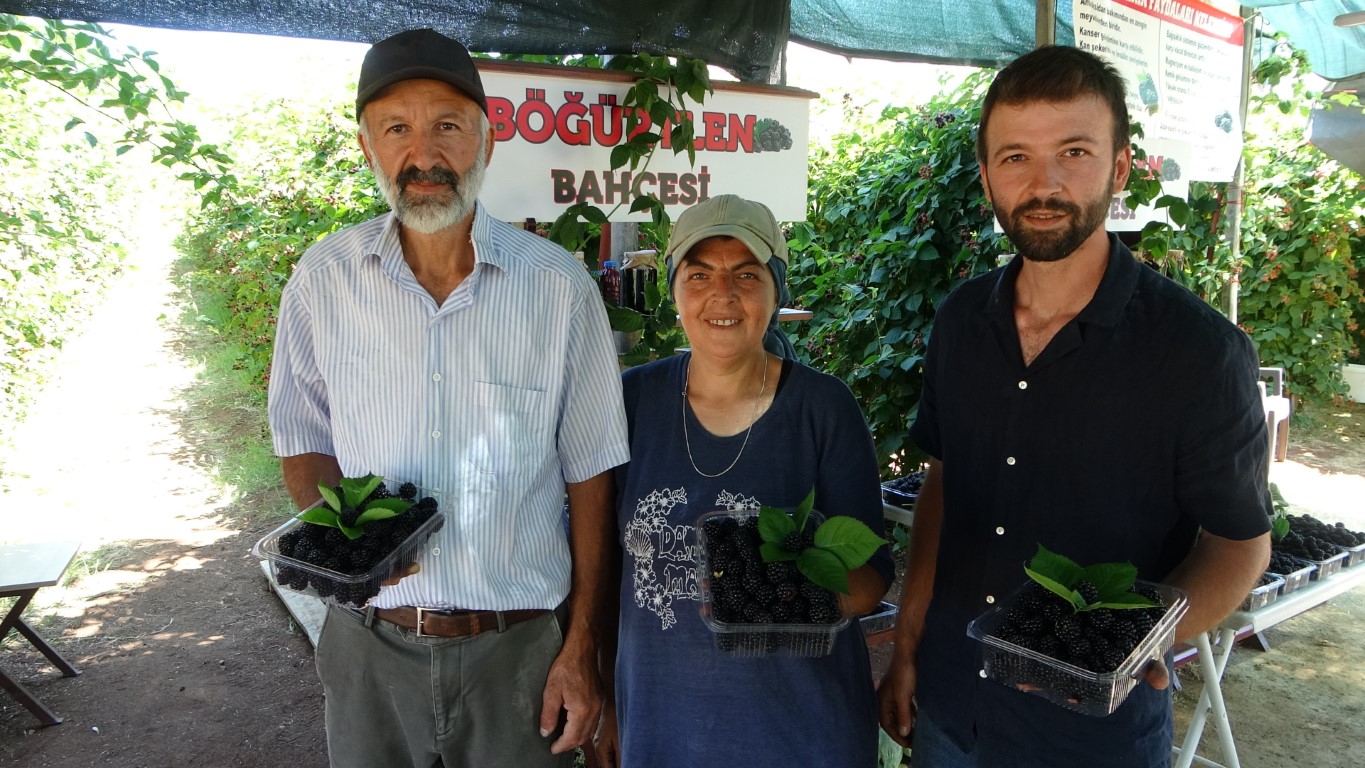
266 29 629 768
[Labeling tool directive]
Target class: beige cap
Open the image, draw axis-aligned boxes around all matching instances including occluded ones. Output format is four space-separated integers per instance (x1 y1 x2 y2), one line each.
664 194 788 266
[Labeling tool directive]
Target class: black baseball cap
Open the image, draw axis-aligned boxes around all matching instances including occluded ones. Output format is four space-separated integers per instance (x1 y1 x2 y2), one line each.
355 29 488 119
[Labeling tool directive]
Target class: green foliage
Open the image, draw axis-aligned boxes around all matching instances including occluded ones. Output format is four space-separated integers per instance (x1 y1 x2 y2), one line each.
1024 545 1157 612
0 15 226 443
543 52 711 365
1133 37 1363 402
177 101 385 395
787 72 1007 467
755 489 887 594
304 474 413 540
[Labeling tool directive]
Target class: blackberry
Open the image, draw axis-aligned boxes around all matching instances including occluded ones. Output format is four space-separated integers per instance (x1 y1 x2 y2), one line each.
1075 580 1100 606
397 482 418 501
781 531 808 553
775 583 798 603
753 119 793 152
1053 616 1082 644
750 583 777 606
765 560 798 583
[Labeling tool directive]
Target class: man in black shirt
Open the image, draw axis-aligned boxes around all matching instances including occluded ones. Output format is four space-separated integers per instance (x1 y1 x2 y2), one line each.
877 45 1272 768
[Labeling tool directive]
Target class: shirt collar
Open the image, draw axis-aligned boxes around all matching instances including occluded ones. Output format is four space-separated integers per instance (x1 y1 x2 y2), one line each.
985 232 1138 328
364 201 508 282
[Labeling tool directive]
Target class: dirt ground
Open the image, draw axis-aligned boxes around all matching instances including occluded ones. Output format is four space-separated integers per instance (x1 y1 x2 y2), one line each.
1 221 1364 767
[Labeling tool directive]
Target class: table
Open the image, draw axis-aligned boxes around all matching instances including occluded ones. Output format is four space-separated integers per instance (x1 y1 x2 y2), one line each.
1 541 82 726
1172 563 1365 766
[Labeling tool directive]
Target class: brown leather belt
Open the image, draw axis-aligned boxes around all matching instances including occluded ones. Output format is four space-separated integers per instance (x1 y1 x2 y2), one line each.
373 607 549 638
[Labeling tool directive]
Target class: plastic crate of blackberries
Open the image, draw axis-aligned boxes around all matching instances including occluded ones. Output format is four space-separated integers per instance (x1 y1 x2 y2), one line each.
880 470 923 509
1275 514 1364 581
252 479 444 609
696 510 849 658
1239 572 1284 612
967 579 1188 717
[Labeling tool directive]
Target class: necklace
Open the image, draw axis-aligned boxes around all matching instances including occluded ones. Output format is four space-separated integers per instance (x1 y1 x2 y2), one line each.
682 355 769 478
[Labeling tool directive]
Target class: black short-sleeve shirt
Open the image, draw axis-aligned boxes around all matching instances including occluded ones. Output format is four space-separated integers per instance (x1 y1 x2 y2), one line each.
910 234 1272 767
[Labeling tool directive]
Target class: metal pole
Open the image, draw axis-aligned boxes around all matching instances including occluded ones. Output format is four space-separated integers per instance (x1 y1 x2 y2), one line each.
1035 0 1057 47
1226 10 1256 324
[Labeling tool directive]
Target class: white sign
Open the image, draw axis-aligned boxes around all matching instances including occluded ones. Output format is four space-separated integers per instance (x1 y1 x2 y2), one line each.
1109 136 1192 231
475 62 814 222
1074 0 1245 182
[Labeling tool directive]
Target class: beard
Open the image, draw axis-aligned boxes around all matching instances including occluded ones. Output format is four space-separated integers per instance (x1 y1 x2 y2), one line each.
997 185 1112 263
372 143 487 235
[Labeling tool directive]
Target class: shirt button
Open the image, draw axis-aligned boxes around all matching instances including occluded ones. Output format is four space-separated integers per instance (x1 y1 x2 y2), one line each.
996 526 1005 535
1018 380 1028 389
432 373 442 382
431 430 442 439
431 547 441 556
986 595 995 604
1006 456 1017 466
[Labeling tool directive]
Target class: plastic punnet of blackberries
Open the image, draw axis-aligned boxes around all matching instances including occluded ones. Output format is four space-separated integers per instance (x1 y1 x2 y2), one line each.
967 578 1189 717
251 479 444 609
696 510 850 658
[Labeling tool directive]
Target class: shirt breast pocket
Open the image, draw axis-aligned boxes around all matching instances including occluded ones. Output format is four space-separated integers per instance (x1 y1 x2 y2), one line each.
471 381 552 477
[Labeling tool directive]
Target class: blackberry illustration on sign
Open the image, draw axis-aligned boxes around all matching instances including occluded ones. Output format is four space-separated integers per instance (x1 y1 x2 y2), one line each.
471 60 815 222
1073 0 1245 228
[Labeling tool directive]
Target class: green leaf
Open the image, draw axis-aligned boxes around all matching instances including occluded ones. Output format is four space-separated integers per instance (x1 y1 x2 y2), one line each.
793 488 816 531
362 496 413 514
758 504 797 543
298 508 340 528
339 474 384 508
798 547 851 594
1024 566 1083 610
812 516 886 570
355 506 403 526
336 521 365 540
1025 544 1083 587
1079 561 1139 602
1091 593 1159 610
760 542 798 562
317 484 343 513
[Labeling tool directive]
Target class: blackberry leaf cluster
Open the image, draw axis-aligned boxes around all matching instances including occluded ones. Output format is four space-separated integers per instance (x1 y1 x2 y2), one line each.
275 474 441 607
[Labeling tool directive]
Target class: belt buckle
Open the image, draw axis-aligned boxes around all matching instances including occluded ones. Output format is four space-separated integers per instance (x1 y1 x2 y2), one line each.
415 607 439 638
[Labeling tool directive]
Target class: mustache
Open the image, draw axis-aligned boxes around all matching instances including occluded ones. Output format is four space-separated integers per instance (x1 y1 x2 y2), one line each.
1012 198 1081 218
397 165 460 192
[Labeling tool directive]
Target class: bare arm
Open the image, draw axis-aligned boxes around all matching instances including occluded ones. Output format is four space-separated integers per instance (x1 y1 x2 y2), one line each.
541 469 617 754
877 457 944 746
281 452 343 510
1165 529 1271 643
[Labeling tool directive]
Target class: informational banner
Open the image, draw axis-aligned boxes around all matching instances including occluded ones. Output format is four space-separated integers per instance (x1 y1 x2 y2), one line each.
475 61 814 222
1074 0 1245 182
1108 136 1191 231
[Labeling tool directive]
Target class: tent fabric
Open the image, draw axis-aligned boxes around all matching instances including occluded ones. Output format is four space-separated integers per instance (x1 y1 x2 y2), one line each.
1242 0 1365 82
0 0 1358 82
0 0 793 82
789 0 1076 68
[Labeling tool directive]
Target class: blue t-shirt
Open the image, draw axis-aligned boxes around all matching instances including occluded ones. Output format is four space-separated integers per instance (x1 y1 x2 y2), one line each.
613 355 895 768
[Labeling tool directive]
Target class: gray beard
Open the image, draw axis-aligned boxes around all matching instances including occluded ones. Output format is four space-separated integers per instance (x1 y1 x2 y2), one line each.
373 149 487 234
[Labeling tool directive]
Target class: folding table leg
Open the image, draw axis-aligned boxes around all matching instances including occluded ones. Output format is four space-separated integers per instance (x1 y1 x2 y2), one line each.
11 619 79 677
0 668 63 726
1173 628 1241 768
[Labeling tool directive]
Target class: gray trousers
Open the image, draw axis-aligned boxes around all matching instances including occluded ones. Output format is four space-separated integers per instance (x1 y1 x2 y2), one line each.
316 604 575 768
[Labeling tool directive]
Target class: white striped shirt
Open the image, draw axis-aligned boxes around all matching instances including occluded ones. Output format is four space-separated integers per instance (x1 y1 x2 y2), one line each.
268 203 629 610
